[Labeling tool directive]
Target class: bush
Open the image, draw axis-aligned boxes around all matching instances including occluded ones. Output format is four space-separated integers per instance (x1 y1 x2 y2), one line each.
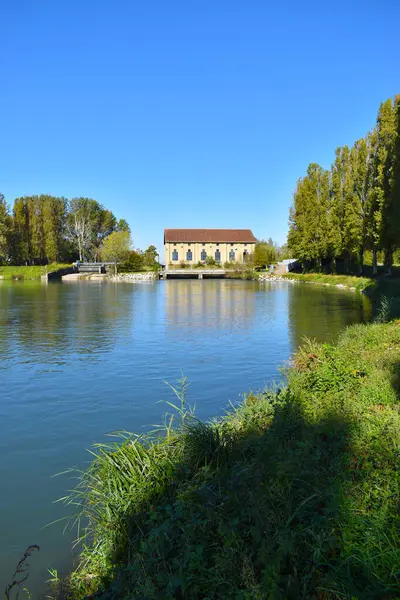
205 255 217 266
119 250 144 272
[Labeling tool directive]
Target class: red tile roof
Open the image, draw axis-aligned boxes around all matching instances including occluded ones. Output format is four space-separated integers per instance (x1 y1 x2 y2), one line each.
164 229 257 243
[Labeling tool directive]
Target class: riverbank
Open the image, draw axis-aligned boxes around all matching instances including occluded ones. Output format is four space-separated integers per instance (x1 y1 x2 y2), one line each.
61 317 400 600
0 263 72 280
278 272 374 292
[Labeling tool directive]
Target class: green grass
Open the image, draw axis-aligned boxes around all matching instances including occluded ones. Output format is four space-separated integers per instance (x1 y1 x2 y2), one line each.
0 263 72 280
59 318 400 600
281 272 374 292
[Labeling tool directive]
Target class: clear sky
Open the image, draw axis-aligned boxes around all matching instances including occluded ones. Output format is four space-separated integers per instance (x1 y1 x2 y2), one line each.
1 0 399 253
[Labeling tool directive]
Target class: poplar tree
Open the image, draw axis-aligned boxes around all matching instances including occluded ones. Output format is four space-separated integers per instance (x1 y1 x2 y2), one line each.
13 198 31 264
0 193 10 262
370 99 397 274
350 132 376 273
288 163 330 268
382 95 400 273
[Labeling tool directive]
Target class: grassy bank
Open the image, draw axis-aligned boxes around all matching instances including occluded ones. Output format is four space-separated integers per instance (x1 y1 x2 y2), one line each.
60 318 400 600
280 272 374 292
0 263 72 280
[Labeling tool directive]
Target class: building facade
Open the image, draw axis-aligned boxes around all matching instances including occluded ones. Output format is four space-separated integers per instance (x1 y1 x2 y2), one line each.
164 229 257 266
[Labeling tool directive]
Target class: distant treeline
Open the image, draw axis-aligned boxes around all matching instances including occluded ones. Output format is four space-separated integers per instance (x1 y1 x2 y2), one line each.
0 195 130 264
288 95 400 274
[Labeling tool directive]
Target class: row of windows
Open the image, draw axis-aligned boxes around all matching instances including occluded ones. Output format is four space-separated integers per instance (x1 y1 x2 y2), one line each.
171 250 237 261
173 243 247 247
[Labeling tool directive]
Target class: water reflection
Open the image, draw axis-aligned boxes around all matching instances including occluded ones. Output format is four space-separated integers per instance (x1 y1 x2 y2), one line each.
286 284 372 348
0 282 134 369
0 279 372 597
165 279 259 331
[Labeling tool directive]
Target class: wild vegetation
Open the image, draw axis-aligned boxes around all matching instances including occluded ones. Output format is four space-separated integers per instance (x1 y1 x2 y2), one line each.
59 314 400 600
288 95 400 275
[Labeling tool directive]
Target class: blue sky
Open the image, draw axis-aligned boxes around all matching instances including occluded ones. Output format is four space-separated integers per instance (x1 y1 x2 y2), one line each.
1 0 399 253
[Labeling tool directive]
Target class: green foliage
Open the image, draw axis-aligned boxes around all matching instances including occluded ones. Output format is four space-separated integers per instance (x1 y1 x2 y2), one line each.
0 192 128 266
253 241 276 268
61 321 400 599
205 255 217 266
288 95 400 275
100 231 131 274
143 244 158 267
119 249 145 272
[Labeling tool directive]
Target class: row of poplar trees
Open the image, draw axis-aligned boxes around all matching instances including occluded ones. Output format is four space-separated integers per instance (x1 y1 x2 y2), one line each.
288 95 400 274
0 194 129 265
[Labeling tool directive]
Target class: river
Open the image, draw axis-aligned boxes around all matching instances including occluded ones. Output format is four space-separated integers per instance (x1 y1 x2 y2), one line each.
0 278 372 595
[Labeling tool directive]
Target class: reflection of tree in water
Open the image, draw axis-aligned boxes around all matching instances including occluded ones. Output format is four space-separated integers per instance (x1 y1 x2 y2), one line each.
287 284 372 349
165 280 258 332
0 282 134 368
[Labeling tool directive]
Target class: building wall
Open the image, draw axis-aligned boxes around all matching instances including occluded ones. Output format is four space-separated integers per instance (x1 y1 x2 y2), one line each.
165 242 256 265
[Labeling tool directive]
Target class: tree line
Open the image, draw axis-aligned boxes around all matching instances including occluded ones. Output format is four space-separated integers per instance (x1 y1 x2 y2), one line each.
0 195 130 264
288 95 400 274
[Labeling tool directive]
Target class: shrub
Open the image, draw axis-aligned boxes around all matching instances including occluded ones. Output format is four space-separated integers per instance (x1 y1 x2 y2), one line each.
205 256 217 266
119 250 144 272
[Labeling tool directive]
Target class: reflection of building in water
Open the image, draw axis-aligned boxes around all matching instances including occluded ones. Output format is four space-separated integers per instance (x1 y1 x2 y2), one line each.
287 284 373 349
165 280 258 331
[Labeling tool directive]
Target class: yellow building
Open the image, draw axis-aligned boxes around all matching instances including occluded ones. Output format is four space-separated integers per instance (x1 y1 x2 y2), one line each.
164 229 257 266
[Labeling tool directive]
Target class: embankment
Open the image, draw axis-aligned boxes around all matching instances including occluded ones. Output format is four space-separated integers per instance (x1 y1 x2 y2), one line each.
61 318 400 600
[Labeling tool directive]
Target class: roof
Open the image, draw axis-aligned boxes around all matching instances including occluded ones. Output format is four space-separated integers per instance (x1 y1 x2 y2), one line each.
164 229 257 243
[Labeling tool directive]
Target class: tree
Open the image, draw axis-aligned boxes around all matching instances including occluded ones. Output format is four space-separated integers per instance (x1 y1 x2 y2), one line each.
120 249 144 272
370 99 397 274
288 164 330 269
253 242 276 268
66 199 94 261
143 245 158 267
0 194 10 263
116 219 130 233
382 95 400 274
350 133 376 274
100 231 131 274
42 196 67 263
12 197 31 264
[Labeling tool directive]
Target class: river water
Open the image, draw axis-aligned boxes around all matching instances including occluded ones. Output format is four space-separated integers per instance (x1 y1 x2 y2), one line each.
0 279 372 595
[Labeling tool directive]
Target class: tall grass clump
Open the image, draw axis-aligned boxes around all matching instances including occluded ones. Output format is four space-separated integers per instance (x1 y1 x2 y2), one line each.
61 325 400 599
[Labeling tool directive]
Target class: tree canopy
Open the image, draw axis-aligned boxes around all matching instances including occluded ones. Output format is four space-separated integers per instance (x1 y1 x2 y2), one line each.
288 95 400 274
100 230 132 274
0 194 131 265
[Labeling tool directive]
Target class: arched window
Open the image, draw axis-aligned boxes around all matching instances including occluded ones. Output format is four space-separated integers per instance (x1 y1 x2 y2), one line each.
186 250 193 261
172 250 178 261
201 250 207 261
243 250 248 262
215 249 221 262
229 250 235 261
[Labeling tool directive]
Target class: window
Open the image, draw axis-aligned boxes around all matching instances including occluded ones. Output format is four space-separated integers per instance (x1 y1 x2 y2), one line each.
172 250 178 261
216 243 219 246
201 250 207 261
229 250 235 261
186 250 193 261
202 243 205 246
215 249 221 262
